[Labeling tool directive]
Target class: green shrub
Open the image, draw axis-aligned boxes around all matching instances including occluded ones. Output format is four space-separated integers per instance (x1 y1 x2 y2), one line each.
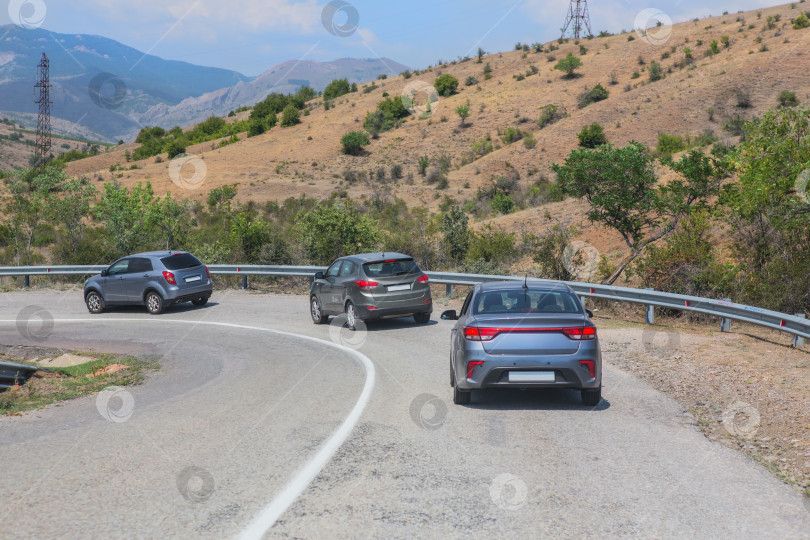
165 140 186 159
465 76 479 86
472 135 494 157
577 83 609 109
434 74 459 97
500 127 523 144
656 133 687 157
577 123 607 148
778 90 799 107
490 192 515 214
523 132 537 149
418 155 430 176
794 12 810 29
467 225 517 262
537 104 565 128
648 61 664 82
340 131 370 155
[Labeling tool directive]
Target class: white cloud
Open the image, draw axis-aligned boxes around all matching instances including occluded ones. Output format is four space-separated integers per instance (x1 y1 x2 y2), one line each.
88 0 323 33
357 27 377 45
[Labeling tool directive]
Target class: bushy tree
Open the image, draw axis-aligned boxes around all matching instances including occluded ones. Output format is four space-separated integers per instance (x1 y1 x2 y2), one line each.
298 201 380 264
434 74 459 97
554 53 583 78
577 123 607 148
341 131 370 155
280 104 300 127
456 103 471 125
440 205 469 263
324 78 351 101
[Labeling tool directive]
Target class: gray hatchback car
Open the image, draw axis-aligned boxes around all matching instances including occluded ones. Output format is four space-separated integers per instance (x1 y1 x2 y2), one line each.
310 253 432 329
442 281 602 406
84 251 212 315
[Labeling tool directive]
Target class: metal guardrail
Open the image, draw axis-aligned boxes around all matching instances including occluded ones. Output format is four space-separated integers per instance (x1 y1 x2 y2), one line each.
0 361 38 390
1 264 807 346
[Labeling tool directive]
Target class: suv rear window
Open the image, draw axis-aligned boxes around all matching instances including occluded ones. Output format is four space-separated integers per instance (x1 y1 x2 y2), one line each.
363 258 421 278
161 253 202 270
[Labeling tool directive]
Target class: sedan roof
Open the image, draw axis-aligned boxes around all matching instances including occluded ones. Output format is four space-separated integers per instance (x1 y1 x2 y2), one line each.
477 280 573 293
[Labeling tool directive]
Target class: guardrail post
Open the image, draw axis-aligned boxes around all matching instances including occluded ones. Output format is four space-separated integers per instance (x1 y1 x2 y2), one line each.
445 283 453 297
241 275 248 290
720 298 732 332
793 314 806 348
24 275 30 288
644 288 654 325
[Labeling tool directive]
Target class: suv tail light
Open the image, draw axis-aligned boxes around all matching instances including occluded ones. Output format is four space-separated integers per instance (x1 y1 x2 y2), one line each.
162 271 176 285
417 274 429 283
562 327 597 340
205 266 210 279
354 280 379 290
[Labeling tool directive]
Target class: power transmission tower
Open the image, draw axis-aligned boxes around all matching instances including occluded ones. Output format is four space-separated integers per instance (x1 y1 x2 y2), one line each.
561 0 592 40
34 52 52 168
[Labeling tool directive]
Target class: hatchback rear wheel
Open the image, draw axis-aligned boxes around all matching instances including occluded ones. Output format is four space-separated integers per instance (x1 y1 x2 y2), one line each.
146 291 164 315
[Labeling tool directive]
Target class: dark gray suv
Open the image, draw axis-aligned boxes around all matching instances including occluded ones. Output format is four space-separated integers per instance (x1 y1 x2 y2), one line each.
84 251 213 315
310 253 432 329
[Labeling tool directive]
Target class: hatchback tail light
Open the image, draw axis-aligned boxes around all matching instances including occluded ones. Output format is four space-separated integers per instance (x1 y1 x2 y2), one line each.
162 271 176 285
562 327 597 340
354 280 379 290
417 274 429 283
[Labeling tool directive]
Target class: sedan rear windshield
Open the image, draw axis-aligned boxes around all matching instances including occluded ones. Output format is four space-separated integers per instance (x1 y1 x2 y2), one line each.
473 290 583 315
362 258 421 278
161 253 203 270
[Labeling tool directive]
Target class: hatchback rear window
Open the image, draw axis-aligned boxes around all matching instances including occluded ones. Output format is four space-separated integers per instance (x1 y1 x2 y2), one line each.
161 253 202 270
473 290 582 315
363 258 421 278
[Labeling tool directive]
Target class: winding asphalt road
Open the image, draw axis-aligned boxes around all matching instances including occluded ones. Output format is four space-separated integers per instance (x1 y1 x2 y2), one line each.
0 290 808 539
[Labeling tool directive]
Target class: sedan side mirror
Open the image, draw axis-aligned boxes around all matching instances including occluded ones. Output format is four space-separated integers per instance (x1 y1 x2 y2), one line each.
314 271 324 280
441 310 458 321
100 269 108 277
586 309 594 318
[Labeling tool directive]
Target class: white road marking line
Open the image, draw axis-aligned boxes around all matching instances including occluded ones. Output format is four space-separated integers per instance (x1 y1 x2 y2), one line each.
0 317 376 538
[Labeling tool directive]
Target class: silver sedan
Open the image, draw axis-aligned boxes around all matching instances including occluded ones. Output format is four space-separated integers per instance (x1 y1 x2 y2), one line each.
442 281 602 406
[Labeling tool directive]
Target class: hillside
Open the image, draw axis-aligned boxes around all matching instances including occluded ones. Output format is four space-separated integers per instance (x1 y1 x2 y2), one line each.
63 2 810 270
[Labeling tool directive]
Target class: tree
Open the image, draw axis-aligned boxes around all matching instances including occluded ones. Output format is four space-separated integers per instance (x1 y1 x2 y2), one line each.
455 102 471 126
94 182 159 256
577 123 607 148
341 131 370 155
298 201 380 264
440 205 469 263
165 140 186 159
648 61 664 82
552 143 724 283
777 91 799 107
554 53 583 78
153 195 191 250
477 47 486 63
48 176 96 259
324 78 351 101
280 104 300 127
2 167 62 265
434 74 459 97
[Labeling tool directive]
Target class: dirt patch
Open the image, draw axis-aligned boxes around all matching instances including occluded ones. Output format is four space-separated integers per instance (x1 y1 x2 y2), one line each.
598 315 810 497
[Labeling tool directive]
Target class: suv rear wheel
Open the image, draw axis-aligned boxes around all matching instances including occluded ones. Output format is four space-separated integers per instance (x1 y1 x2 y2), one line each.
414 312 430 324
345 302 359 331
85 291 104 314
146 291 164 315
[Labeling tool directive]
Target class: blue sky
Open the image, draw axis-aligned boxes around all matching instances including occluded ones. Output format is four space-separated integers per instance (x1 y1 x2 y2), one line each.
3 0 785 76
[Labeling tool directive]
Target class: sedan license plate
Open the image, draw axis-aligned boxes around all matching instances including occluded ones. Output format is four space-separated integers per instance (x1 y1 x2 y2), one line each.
387 284 411 292
184 275 201 283
509 371 555 383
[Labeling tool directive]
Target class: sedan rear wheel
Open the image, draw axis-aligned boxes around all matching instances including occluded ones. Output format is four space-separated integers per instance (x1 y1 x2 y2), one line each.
85 291 104 314
581 387 602 407
146 291 164 315
311 296 328 324
453 385 471 405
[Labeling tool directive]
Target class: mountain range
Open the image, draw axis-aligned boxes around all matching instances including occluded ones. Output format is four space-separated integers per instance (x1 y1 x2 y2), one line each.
0 25 408 142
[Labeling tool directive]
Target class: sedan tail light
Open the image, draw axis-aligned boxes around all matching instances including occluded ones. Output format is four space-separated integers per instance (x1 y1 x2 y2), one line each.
463 327 501 341
562 327 597 340
162 271 176 285
205 266 211 279
354 280 379 290
579 360 596 378
466 361 484 378
417 274 429 283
